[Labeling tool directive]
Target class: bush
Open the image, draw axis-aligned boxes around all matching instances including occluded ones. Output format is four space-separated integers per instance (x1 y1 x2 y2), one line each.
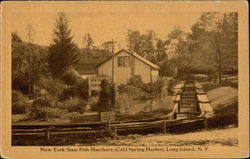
61 86 76 100
96 79 115 112
60 79 88 100
75 79 88 99
118 77 166 100
127 76 144 88
12 102 27 114
12 90 31 114
62 71 79 85
28 95 51 119
37 76 64 98
115 93 131 114
60 97 86 113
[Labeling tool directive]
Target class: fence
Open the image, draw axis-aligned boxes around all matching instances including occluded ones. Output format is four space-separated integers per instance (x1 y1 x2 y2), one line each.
12 113 238 145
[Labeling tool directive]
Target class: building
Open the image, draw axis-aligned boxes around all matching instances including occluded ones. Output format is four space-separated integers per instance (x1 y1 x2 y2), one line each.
96 49 160 85
75 62 99 79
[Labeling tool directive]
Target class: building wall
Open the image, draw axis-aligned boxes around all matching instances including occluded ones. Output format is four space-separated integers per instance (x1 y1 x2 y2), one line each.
97 59 112 78
151 69 159 83
97 50 158 85
98 51 131 85
114 51 132 84
134 57 151 83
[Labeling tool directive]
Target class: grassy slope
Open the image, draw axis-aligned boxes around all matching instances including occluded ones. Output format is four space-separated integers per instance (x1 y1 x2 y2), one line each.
204 84 238 114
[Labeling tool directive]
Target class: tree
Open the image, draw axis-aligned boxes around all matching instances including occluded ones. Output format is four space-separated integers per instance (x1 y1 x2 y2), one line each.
48 12 79 79
12 32 48 94
127 30 156 62
166 27 193 78
190 12 238 83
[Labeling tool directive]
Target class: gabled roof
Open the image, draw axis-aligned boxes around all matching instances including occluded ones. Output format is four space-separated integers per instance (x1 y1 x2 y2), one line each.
96 49 160 69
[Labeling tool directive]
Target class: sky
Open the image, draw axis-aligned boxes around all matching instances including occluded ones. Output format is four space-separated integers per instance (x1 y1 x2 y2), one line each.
11 4 202 51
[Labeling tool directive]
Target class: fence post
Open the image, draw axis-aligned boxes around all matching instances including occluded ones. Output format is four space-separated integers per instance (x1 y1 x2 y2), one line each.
178 101 180 112
163 118 167 134
108 121 111 131
45 128 50 143
204 117 208 130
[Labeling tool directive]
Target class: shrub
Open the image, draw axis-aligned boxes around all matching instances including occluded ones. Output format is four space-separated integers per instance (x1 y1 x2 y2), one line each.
60 97 86 113
60 79 89 100
62 71 79 85
115 93 131 114
12 90 31 114
29 95 72 119
127 75 144 88
96 79 115 112
61 86 76 100
37 76 64 98
75 79 88 99
12 102 27 114
29 96 51 119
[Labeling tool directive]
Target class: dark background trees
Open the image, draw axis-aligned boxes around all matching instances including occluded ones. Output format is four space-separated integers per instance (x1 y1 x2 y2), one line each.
12 32 48 94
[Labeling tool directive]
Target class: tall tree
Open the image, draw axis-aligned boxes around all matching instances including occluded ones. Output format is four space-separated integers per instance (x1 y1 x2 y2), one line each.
48 12 79 79
190 12 238 83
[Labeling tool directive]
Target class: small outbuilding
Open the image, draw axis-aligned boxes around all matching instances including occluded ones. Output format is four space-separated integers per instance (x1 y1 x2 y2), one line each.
97 49 160 85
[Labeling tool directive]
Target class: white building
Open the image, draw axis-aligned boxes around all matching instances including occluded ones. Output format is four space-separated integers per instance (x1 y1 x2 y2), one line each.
97 49 159 85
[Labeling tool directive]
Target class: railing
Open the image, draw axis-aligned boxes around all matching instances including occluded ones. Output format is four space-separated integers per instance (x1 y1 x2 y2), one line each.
12 113 238 144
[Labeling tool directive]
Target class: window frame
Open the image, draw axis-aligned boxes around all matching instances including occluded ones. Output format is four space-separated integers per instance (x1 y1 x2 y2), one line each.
117 56 130 67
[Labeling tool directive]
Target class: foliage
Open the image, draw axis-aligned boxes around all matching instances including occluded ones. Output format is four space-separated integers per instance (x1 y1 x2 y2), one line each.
118 76 165 100
127 30 173 77
164 12 238 81
12 32 48 94
118 84 148 100
158 59 177 77
74 79 89 99
127 30 158 63
115 93 131 114
189 12 238 83
118 76 149 100
29 95 51 119
59 97 86 113
127 75 144 88
96 79 116 112
62 71 79 85
37 76 65 100
48 12 80 79
12 90 31 114
60 79 88 100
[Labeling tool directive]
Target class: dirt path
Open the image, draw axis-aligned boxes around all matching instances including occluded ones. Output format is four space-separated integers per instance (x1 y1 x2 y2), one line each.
94 127 238 146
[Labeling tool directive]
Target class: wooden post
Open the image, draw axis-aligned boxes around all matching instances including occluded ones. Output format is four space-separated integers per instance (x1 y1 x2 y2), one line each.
108 121 111 131
162 118 167 134
197 101 200 112
88 77 91 97
204 117 208 130
45 128 50 143
178 101 180 112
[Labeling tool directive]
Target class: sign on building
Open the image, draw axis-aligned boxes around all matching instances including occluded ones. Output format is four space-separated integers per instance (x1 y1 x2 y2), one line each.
88 76 112 96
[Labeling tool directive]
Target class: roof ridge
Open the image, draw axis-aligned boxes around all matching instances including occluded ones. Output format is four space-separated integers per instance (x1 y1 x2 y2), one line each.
97 49 159 69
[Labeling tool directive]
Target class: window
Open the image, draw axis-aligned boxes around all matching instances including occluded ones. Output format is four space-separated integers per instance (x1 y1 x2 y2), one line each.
118 56 130 67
